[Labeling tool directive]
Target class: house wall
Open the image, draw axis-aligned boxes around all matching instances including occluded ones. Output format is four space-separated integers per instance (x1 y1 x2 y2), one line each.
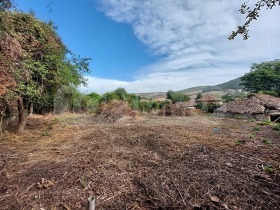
216 111 269 121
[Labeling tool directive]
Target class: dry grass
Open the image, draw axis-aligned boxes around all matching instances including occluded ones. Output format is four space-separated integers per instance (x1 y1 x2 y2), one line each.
0 113 279 209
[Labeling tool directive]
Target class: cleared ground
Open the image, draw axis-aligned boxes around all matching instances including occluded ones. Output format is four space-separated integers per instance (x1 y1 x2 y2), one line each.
0 113 279 210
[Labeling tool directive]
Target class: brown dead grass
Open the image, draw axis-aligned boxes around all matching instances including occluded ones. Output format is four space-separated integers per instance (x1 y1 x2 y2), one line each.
0 114 280 210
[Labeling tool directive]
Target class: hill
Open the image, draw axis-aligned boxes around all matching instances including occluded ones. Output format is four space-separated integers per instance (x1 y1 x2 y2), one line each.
180 77 244 93
137 77 244 99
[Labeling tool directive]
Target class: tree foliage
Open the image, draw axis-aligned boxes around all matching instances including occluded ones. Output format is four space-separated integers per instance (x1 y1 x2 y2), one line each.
167 90 191 103
195 93 203 100
0 12 91 132
229 0 280 40
0 0 13 12
221 92 247 103
241 60 280 96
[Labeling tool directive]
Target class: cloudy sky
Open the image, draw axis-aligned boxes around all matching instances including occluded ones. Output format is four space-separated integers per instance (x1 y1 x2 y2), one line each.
17 0 280 93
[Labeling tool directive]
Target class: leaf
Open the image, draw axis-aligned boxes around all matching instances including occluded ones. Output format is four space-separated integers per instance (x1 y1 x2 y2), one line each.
210 195 220 203
221 203 230 209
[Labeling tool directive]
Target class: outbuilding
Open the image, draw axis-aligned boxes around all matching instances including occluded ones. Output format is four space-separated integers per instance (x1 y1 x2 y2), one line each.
216 94 280 122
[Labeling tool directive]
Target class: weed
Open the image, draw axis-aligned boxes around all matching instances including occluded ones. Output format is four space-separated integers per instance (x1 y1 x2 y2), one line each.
261 138 273 145
257 121 271 126
272 123 280 131
250 119 256 122
262 165 274 174
53 117 60 124
24 136 34 141
48 125 53 130
247 134 255 139
40 131 50 136
236 140 246 145
235 114 244 119
252 126 260 131
79 176 87 188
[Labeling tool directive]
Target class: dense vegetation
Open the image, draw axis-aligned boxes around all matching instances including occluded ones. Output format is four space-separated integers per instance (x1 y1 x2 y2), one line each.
241 60 280 96
0 11 90 132
166 90 190 103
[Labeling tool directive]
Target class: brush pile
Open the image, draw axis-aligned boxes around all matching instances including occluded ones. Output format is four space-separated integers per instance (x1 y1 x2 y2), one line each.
95 101 139 123
159 104 192 116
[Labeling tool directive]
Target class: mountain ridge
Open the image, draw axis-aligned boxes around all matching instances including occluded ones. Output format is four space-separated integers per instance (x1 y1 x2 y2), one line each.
136 77 244 99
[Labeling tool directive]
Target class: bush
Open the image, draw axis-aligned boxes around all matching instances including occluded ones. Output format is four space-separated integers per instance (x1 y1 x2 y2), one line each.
272 123 280 131
257 121 271 126
261 138 273 145
252 126 260 131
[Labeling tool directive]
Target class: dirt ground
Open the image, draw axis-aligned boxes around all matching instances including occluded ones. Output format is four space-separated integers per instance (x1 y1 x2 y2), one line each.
0 113 279 210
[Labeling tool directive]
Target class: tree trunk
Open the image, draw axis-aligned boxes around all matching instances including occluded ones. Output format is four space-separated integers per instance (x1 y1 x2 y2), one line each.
29 102 33 116
18 98 28 133
0 113 3 137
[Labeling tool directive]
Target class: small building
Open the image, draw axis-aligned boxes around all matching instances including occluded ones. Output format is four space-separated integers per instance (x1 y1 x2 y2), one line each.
174 101 195 109
195 94 223 105
216 94 280 122
195 94 223 112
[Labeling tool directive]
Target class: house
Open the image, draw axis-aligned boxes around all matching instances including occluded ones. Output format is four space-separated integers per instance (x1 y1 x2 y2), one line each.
195 94 223 106
174 101 196 109
195 94 223 112
216 94 280 122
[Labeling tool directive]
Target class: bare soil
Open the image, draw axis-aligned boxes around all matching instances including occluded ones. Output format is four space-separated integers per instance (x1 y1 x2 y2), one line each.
0 113 279 210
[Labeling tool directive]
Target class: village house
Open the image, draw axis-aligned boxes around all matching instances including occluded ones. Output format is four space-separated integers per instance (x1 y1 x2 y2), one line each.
216 94 280 122
174 101 196 109
195 94 223 106
195 94 223 112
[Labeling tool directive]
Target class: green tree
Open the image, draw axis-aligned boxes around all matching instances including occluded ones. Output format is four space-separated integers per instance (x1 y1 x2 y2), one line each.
0 0 13 12
0 12 90 132
167 90 191 103
87 92 101 101
222 92 247 103
139 101 153 113
114 87 127 101
229 0 280 40
241 60 280 96
85 92 100 113
195 93 203 100
99 92 119 103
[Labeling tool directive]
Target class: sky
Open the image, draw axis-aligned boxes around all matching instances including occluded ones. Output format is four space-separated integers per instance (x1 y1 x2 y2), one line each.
15 0 280 94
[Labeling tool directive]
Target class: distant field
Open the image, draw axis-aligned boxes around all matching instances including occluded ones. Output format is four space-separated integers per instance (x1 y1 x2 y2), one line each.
0 113 279 209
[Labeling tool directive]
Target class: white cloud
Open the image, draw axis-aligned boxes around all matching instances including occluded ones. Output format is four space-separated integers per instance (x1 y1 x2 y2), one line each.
87 0 280 93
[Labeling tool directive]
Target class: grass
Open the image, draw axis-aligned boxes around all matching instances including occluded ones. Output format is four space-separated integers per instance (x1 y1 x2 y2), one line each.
261 138 273 146
263 165 274 174
40 131 50 137
257 121 271 126
236 140 246 145
247 134 255 139
252 126 260 131
272 123 280 131
235 114 244 119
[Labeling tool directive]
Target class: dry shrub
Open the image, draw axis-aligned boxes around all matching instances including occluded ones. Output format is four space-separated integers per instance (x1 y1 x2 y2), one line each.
159 104 193 117
95 101 139 123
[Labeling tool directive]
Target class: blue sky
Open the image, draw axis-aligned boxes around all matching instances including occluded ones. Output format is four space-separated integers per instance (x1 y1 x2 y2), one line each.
16 0 280 93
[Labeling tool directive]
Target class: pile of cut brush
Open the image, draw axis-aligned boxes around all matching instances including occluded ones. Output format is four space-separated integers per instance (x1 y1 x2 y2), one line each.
159 103 192 116
94 101 139 123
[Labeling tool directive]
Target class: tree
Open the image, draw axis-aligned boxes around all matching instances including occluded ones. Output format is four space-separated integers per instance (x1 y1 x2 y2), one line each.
195 93 203 100
0 12 90 132
167 90 191 103
222 92 247 103
114 87 127 101
240 60 280 96
99 92 119 103
0 0 13 12
229 0 280 40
